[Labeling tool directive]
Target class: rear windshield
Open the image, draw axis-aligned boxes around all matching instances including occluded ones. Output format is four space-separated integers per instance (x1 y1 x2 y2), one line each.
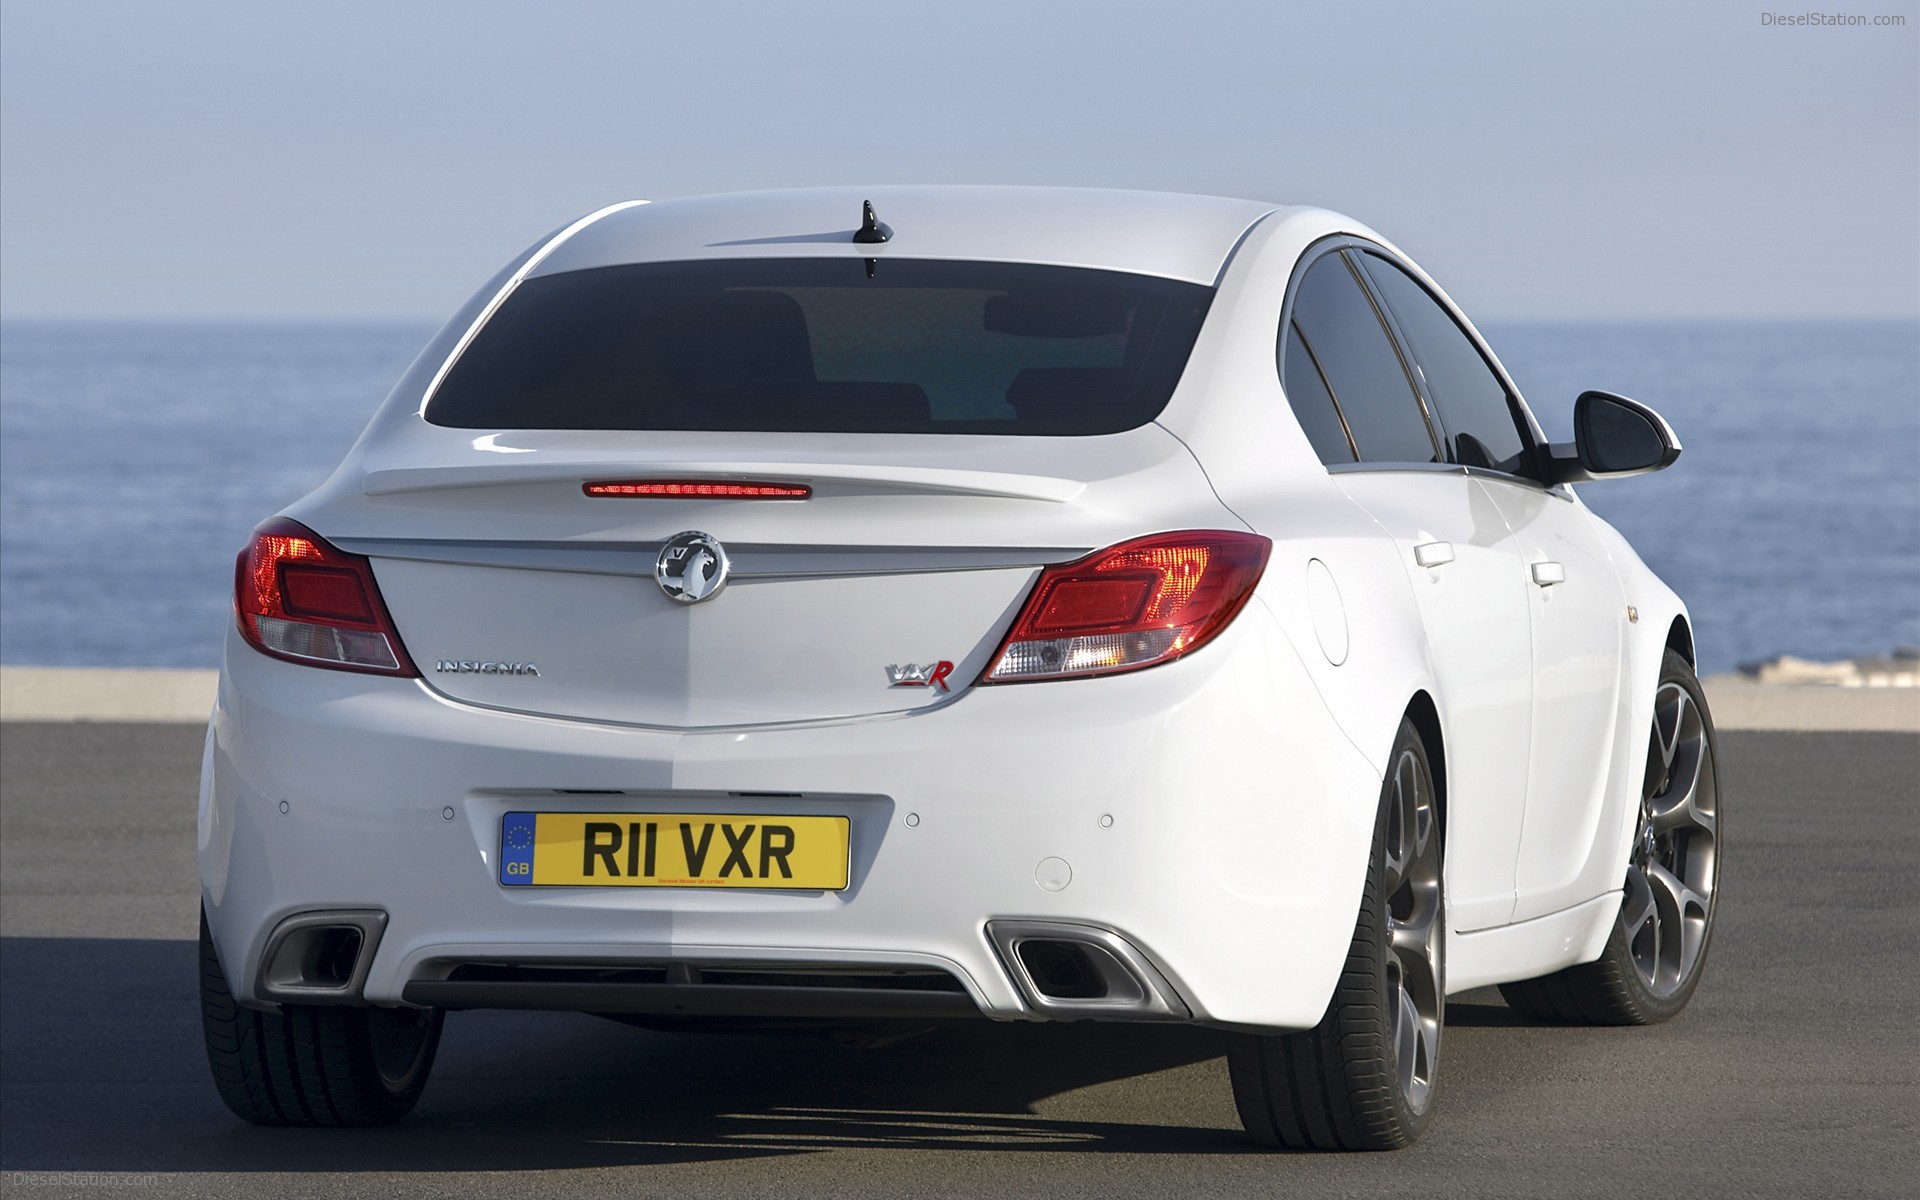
425 259 1214 435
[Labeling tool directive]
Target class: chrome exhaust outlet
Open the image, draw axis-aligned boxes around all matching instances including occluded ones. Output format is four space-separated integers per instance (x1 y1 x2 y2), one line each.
987 921 1190 1021
256 910 387 1005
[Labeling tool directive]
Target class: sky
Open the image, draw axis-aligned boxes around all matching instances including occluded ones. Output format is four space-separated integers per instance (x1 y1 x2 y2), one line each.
1 0 1915 322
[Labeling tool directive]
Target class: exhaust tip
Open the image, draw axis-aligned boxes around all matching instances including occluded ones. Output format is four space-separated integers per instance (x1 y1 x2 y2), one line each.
257 910 387 1004
987 921 1190 1021
308 926 365 987
1015 940 1110 1000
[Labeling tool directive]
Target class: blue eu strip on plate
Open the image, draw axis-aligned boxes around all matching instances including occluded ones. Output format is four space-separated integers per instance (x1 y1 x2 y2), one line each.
500 812 537 885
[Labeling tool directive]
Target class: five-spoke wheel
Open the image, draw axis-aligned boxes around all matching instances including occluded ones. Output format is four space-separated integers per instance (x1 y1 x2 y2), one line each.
1623 678 1720 998
1383 743 1443 1116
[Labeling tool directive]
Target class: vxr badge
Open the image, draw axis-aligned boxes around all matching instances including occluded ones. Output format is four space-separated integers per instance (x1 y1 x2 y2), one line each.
887 661 954 691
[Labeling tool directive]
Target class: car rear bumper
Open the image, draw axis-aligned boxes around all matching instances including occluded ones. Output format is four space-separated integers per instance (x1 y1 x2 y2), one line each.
200 610 1381 1031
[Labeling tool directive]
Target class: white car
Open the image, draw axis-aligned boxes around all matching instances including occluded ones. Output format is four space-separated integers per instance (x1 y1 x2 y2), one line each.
199 187 1722 1149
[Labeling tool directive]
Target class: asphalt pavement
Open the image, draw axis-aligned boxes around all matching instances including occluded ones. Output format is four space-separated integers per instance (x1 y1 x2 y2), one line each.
0 721 1914 1198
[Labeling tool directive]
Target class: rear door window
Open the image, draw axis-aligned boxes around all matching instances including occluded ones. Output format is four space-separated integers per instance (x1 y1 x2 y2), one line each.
425 259 1213 435
1287 253 1440 464
1359 254 1537 477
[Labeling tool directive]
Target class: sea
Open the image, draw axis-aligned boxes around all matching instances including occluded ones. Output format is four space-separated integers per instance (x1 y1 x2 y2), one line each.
1 319 1915 675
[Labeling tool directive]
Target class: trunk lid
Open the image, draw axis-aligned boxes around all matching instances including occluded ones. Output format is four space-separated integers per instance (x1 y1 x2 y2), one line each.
294 425 1233 728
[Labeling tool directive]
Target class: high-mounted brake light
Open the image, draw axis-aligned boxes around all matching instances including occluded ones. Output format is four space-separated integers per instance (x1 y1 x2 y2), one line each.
584 481 812 499
983 531 1271 683
235 518 417 675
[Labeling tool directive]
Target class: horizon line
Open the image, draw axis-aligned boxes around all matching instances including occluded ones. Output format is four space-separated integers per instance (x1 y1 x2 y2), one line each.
3 312 1918 327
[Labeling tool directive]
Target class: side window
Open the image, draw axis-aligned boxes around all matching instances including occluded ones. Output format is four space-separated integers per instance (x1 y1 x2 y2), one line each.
1289 253 1440 464
1360 254 1535 478
1280 322 1356 463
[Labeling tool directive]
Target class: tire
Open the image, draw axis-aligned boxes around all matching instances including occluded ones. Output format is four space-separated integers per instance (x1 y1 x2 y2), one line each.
1499 649 1722 1025
1227 717 1445 1151
199 909 444 1126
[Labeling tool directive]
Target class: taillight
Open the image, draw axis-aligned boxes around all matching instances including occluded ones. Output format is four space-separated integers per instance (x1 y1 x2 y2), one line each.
983 530 1271 683
234 518 417 676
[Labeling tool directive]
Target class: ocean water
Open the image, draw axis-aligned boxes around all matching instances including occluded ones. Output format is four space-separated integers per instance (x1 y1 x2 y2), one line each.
1 319 1914 674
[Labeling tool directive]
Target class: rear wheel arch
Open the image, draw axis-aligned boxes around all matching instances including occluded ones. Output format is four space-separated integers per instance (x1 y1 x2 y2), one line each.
1228 714 1446 1149
1403 691 1446 844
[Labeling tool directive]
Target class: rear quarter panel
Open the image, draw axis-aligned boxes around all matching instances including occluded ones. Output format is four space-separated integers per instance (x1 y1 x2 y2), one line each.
1158 208 1441 780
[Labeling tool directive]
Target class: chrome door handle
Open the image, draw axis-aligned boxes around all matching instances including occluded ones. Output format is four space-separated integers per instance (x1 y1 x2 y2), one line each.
1413 541 1455 568
1531 561 1566 587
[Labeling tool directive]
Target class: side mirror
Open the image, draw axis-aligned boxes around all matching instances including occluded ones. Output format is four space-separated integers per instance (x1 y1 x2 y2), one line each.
1546 391 1682 484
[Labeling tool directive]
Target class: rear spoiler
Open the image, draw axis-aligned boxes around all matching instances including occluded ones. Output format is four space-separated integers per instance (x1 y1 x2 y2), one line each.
362 461 1087 504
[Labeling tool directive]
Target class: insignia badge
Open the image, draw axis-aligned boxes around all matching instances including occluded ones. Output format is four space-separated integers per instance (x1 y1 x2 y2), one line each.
434 660 540 675
655 531 730 604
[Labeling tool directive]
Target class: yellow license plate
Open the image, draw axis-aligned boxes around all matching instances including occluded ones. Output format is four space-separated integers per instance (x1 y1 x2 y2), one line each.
499 812 849 890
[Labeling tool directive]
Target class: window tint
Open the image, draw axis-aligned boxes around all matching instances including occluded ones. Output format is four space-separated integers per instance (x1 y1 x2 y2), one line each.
1281 322 1355 463
1360 254 1534 477
426 259 1213 435
1289 254 1438 464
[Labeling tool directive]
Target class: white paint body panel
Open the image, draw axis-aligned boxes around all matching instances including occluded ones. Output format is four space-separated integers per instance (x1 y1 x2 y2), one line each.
377 558 1035 726
1481 482 1631 922
203 187 1696 1030
204 613 1381 1029
1331 470 1535 933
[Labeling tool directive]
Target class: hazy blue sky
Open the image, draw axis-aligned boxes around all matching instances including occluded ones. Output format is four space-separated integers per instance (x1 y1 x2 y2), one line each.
2 0 1914 320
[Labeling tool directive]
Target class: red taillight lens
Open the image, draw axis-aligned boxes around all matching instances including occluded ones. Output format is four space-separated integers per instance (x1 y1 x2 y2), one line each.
584 481 812 499
983 531 1271 683
235 518 417 676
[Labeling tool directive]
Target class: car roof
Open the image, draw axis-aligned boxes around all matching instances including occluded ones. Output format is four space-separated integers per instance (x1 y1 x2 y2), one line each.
528 186 1289 286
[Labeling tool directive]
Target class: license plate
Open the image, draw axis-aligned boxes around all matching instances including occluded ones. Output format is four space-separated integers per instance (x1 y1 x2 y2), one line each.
499 812 850 890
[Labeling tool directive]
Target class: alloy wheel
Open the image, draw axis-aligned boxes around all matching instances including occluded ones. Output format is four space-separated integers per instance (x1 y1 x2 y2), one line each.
367 1006 441 1091
1382 746 1442 1114
1624 681 1720 997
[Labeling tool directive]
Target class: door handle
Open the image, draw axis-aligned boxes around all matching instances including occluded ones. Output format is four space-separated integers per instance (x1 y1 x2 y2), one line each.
1413 541 1455 568
1531 561 1566 587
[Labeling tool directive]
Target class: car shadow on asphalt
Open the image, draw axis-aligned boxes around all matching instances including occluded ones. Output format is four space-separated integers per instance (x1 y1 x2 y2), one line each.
1444 1001 1550 1028
0 936 1264 1172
